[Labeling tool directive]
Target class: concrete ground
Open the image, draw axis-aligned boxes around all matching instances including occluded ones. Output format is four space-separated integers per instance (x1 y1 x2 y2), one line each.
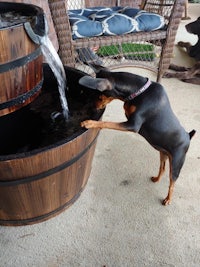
0 4 200 267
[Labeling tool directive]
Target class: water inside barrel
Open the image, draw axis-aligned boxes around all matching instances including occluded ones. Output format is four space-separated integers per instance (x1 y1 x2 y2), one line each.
0 78 100 156
0 11 32 28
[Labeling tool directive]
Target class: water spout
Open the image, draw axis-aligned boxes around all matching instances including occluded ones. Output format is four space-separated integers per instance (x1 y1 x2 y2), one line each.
24 19 69 120
40 35 69 120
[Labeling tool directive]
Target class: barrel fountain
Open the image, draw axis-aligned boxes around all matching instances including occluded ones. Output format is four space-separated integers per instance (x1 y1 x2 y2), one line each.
0 2 104 226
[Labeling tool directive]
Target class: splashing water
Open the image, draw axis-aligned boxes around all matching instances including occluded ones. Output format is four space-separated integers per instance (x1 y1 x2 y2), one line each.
40 35 69 120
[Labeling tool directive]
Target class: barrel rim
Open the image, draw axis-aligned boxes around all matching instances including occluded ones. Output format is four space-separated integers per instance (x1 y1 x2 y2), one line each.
0 2 44 30
0 131 99 185
0 2 44 16
0 22 28 31
0 127 85 160
0 64 105 161
0 110 104 161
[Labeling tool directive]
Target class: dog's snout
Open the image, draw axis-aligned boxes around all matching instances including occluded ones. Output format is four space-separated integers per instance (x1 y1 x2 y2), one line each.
95 95 114 109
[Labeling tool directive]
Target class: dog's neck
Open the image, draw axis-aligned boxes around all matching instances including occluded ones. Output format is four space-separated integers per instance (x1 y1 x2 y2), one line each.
124 78 152 101
97 70 152 100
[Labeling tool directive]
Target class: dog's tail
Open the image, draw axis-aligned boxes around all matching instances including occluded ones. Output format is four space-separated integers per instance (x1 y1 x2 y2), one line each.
189 129 196 140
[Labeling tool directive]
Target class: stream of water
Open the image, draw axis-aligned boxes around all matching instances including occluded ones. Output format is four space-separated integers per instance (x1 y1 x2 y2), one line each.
40 35 69 120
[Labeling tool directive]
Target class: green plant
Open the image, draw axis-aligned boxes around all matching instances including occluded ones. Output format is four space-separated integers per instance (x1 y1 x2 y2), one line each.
97 43 155 61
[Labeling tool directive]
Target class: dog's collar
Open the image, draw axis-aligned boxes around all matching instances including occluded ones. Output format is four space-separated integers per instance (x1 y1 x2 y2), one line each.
125 78 152 101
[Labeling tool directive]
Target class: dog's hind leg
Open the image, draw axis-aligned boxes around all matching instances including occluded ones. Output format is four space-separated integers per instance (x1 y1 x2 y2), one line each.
162 176 175 206
164 62 200 80
162 150 187 205
182 77 200 85
169 63 190 72
151 151 168 183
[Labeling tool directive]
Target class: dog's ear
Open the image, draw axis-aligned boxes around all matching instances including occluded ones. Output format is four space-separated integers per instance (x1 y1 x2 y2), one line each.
88 63 109 73
79 76 113 92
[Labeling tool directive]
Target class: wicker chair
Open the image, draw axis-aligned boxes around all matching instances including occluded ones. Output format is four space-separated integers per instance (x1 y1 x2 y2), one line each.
48 0 184 82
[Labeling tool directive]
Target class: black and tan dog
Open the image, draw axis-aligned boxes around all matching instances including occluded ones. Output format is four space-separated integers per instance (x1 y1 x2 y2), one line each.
165 17 200 84
79 65 195 205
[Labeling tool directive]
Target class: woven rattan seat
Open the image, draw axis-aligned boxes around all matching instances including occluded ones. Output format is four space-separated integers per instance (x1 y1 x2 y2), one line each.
48 0 184 81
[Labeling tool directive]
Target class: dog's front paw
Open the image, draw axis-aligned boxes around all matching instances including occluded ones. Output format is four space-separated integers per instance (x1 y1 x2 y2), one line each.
163 72 173 78
177 41 185 47
81 120 96 129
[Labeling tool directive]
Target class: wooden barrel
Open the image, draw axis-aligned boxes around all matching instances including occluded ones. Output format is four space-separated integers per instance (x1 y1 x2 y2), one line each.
0 2 44 116
0 65 103 226
0 126 100 226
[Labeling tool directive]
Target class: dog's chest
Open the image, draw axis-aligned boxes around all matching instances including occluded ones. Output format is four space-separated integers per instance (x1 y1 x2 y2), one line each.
124 102 136 118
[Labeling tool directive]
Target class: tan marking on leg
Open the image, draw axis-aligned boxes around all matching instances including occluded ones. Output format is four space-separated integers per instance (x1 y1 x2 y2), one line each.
81 120 128 131
162 178 175 206
151 151 168 183
162 156 175 205
124 103 136 118
96 95 114 110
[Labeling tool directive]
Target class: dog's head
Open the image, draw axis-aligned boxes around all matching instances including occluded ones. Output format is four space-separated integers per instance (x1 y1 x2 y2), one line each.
185 17 200 35
79 75 116 109
79 64 151 109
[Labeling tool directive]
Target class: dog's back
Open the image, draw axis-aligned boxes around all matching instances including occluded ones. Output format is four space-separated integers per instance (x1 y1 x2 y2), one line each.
185 17 200 60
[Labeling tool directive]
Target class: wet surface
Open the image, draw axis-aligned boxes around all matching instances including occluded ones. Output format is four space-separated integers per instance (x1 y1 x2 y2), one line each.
0 65 103 156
